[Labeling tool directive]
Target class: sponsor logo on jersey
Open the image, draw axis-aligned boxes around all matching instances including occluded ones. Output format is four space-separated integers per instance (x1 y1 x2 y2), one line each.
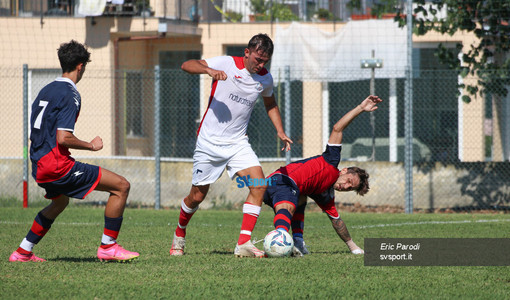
229 93 254 108
73 171 84 177
232 75 243 84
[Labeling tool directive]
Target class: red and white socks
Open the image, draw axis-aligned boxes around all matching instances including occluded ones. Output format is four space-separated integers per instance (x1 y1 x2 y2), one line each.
237 202 261 245
175 198 199 238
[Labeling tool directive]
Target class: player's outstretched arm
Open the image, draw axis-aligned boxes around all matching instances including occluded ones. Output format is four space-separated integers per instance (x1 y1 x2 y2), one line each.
181 59 227 81
263 95 293 151
328 95 382 145
56 130 102 151
329 216 364 255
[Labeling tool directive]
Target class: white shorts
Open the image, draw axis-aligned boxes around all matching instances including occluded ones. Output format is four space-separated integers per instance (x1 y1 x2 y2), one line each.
192 136 261 186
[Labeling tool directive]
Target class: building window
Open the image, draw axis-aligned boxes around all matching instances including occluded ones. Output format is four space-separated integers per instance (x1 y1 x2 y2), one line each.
159 50 201 158
125 72 143 137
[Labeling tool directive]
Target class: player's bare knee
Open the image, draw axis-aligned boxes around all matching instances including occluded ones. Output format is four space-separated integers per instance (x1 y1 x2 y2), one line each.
188 193 205 205
118 177 130 196
249 184 267 195
275 203 295 215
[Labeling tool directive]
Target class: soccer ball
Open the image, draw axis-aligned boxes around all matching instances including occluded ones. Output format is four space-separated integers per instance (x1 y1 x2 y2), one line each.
263 229 294 257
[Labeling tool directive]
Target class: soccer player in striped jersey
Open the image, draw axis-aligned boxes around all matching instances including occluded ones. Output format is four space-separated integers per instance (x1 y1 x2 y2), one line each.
263 95 382 256
9 40 139 262
169 34 293 258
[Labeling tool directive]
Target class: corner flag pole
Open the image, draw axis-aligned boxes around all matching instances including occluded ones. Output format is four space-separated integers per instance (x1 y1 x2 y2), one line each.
23 64 29 208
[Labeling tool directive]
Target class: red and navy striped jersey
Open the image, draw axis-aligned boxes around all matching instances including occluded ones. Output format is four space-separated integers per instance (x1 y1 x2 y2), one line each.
270 144 341 195
30 77 80 183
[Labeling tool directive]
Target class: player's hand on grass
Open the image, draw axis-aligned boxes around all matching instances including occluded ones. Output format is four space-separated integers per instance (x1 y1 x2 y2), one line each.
278 132 293 151
346 240 364 255
90 136 103 151
360 95 382 112
351 248 365 255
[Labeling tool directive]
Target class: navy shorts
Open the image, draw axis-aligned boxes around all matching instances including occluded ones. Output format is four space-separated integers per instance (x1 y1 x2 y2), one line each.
38 161 101 199
263 174 300 209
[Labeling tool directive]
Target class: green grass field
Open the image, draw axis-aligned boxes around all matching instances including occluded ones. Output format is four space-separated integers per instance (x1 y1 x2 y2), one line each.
1 200 509 299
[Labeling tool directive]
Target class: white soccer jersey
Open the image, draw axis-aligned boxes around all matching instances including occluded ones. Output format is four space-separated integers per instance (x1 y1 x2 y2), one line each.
197 56 274 145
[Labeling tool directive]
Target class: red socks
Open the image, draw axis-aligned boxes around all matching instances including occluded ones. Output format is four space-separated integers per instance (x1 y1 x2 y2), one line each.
238 203 261 245
175 199 199 238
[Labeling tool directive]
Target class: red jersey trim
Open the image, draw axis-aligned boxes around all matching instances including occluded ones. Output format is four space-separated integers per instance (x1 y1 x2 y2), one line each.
317 198 339 219
233 56 244 69
257 68 268 76
197 80 219 136
233 56 269 75
35 144 75 183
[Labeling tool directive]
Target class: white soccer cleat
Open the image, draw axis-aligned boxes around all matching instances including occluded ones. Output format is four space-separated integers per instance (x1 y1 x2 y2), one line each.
234 240 265 258
351 248 364 255
292 246 304 257
169 233 186 256
292 236 309 257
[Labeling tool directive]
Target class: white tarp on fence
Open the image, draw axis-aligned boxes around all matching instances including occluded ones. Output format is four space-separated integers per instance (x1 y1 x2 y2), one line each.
76 0 107 16
271 20 408 83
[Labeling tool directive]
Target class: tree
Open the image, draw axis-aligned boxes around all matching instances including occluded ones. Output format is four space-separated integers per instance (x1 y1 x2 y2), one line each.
395 0 510 103
249 0 299 21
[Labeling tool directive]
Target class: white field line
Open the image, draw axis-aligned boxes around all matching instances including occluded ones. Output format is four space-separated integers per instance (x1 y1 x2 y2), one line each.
1 218 509 229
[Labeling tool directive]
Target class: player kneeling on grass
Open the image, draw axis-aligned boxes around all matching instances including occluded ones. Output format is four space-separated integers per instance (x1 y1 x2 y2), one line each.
263 95 381 256
9 40 139 263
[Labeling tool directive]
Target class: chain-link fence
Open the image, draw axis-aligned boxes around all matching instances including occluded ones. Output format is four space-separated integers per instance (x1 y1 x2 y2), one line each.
1 1 509 212
2 64 509 212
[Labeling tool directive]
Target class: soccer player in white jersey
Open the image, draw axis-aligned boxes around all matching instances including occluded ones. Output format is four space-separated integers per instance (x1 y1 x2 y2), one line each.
170 34 293 257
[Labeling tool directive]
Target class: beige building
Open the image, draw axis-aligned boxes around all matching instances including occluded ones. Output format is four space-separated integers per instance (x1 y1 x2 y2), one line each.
1 2 509 210
0 11 506 162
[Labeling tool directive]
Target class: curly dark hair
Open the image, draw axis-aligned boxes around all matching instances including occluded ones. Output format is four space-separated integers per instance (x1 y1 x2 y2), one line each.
57 40 91 73
247 33 274 57
346 167 370 196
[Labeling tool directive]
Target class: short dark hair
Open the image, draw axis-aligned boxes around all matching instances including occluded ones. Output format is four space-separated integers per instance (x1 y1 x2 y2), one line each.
346 167 370 196
57 40 91 73
247 33 274 57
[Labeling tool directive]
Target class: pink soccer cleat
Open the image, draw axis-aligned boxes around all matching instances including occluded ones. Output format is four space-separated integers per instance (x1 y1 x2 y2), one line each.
97 244 139 262
9 251 46 262
234 240 265 258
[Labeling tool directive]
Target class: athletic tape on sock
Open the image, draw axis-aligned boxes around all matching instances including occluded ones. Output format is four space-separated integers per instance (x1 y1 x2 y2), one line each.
181 199 199 214
243 203 261 216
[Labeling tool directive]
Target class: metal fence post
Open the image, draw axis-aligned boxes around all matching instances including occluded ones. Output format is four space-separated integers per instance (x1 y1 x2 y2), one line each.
369 50 376 161
405 0 414 214
284 65 291 164
154 66 161 210
23 64 29 208
389 78 397 162
322 82 329 150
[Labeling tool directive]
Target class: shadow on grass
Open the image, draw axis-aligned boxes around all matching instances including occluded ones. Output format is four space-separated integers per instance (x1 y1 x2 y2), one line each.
48 257 99 263
311 250 352 255
210 250 232 255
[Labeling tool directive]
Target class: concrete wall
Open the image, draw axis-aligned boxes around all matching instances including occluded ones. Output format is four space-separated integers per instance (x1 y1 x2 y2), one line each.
2 158 509 210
